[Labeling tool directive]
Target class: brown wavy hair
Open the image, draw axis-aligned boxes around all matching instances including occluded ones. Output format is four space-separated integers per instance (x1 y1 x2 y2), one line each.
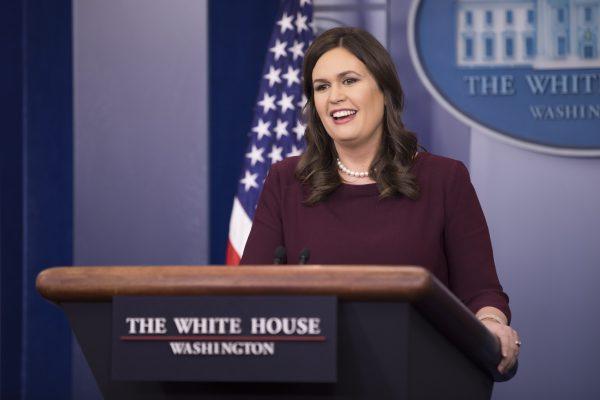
296 27 420 205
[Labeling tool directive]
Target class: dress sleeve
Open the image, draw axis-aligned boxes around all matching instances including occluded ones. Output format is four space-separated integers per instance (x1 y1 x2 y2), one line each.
444 161 511 322
239 164 285 265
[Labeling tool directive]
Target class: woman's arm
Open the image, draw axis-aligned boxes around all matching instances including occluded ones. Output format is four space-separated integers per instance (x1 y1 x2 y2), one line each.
239 165 285 265
444 161 511 320
443 161 519 373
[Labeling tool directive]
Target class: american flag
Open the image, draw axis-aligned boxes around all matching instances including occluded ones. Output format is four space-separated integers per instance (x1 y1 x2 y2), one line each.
226 0 315 265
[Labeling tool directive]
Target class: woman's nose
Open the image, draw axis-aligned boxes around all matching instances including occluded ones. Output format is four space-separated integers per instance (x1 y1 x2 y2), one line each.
328 84 346 104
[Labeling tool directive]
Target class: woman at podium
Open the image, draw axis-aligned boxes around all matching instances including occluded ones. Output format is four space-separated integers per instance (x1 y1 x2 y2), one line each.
240 27 520 375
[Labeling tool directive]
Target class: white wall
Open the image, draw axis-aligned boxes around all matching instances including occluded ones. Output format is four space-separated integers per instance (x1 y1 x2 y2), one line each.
72 1 208 397
470 131 600 399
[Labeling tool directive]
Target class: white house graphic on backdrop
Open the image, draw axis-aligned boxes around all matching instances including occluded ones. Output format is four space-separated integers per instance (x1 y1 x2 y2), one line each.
456 0 600 68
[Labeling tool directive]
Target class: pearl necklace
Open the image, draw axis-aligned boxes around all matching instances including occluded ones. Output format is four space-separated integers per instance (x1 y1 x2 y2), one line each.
336 158 370 178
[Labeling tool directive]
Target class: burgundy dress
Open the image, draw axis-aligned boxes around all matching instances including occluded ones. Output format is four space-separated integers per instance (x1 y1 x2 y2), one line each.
240 152 510 321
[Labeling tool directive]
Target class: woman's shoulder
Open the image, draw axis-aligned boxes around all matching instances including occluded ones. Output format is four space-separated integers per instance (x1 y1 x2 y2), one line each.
271 155 301 171
267 156 302 185
416 151 463 168
414 152 470 187
268 153 469 189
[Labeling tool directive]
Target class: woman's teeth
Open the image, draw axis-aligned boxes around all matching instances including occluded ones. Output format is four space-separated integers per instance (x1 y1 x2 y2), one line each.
332 110 357 119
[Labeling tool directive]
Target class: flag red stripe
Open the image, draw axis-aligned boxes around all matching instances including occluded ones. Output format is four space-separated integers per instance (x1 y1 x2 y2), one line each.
226 240 241 266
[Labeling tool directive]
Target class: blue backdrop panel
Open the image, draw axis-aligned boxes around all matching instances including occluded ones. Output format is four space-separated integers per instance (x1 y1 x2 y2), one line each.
1 0 73 398
0 1 25 396
23 1 73 398
209 0 282 264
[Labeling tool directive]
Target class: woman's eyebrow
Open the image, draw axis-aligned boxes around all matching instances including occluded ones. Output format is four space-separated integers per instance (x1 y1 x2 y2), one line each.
313 70 363 84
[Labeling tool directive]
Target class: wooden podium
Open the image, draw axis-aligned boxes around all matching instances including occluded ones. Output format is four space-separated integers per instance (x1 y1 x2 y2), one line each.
36 265 516 399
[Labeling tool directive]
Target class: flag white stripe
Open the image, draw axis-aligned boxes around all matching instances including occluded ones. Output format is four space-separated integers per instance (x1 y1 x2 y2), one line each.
228 197 253 257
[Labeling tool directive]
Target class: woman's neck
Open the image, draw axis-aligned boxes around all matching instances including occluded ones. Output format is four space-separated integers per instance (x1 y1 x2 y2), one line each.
335 144 378 185
336 144 377 171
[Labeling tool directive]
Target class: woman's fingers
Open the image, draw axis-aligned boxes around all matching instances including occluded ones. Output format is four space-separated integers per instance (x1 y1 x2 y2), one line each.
497 326 520 374
480 320 521 374
480 321 517 374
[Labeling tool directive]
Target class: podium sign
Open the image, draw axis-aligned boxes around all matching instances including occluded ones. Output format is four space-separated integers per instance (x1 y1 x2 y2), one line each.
111 296 337 382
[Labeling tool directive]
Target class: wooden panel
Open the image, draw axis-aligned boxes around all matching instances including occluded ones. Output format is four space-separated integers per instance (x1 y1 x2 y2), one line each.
35 264 516 382
36 265 432 302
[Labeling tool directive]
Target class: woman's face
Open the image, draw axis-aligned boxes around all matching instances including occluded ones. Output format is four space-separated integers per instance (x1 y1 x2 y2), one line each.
311 47 385 150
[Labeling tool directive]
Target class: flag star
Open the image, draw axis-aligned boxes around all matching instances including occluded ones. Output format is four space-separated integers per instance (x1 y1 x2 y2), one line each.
282 66 300 87
263 66 282 87
292 120 306 141
240 170 259 191
273 119 289 140
277 92 295 113
309 20 317 34
276 12 294 34
297 94 307 109
267 145 284 164
269 39 288 61
287 145 303 157
287 40 305 61
257 93 276 114
245 145 265 166
300 0 311 6
295 12 308 33
251 118 271 139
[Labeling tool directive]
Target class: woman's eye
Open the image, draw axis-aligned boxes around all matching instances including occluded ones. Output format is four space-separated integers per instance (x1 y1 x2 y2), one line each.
314 84 328 92
343 78 358 85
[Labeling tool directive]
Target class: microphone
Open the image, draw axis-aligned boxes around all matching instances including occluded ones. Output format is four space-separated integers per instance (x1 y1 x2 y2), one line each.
273 246 287 264
298 248 310 265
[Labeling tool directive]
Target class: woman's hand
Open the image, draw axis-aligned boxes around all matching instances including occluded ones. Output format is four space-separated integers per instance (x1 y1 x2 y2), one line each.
480 320 521 374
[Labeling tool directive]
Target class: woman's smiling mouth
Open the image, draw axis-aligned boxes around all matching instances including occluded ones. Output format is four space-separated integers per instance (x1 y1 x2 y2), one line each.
330 109 357 124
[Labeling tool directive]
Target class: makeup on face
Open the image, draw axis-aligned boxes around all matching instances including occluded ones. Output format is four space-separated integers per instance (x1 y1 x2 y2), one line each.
311 47 385 148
